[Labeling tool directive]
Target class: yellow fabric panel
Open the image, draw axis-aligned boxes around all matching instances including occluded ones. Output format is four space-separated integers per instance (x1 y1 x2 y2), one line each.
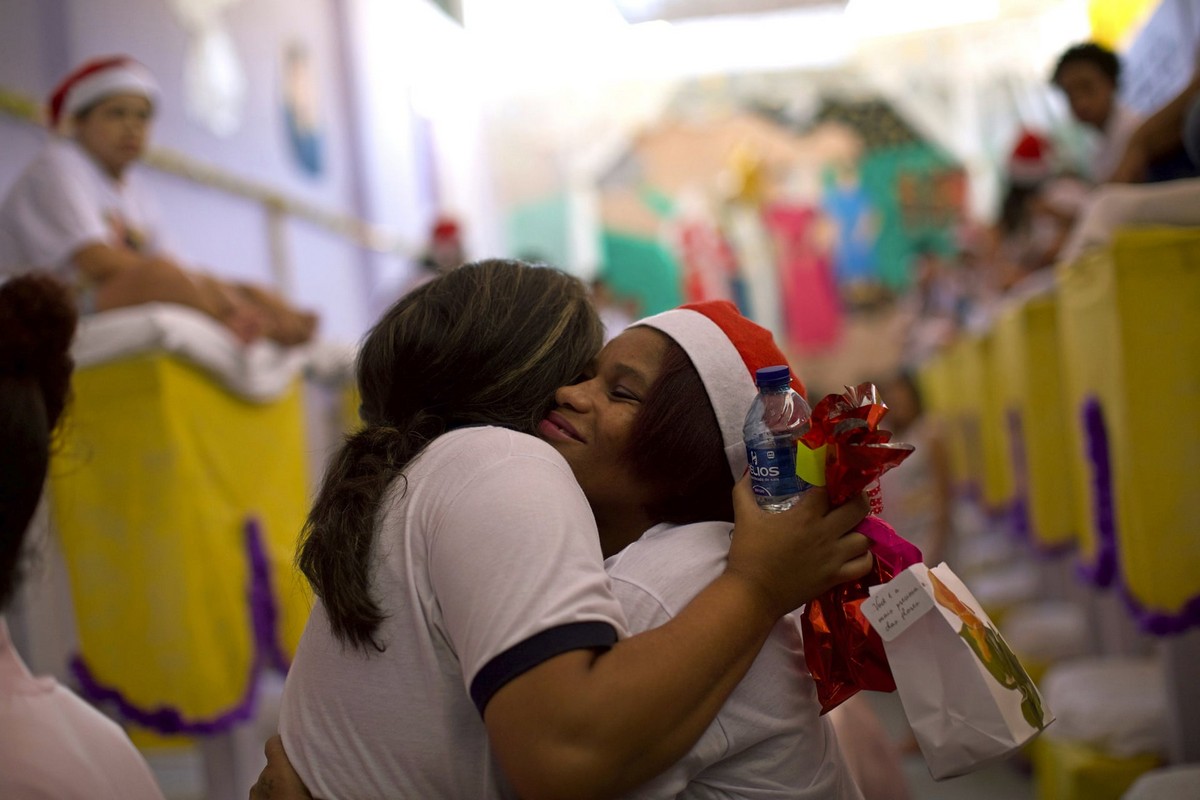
1055 248 1123 569
341 382 363 434
126 725 190 751
1107 229 1200 616
1032 736 1160 800
962 331 1013 511
1088 0 1157 49
945 338 985 493
994 297 1077 549
49 354 312 727
917 353 969 486
1057 228 1200 617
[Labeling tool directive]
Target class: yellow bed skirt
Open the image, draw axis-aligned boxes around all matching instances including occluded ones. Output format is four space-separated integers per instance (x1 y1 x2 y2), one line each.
917 350 971 490
992 296 1076 551
935 331 1013 513
1055 228 1200 632
48 353 313 734
1032 736 1161 800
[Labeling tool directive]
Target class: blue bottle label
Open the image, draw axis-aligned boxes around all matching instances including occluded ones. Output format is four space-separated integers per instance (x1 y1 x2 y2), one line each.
747 439 807 499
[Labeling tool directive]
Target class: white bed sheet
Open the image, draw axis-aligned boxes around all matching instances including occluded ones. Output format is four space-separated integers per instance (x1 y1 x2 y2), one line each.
72 303 356 402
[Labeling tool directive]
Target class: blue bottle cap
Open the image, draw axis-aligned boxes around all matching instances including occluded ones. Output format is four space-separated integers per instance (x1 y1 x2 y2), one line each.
755 365 792 389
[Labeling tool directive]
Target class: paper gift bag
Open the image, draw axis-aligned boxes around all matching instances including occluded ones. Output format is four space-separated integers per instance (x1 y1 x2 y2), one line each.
864 563 1053 779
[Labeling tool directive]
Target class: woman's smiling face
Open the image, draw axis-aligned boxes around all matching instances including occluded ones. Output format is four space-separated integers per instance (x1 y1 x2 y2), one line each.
539 326 668 527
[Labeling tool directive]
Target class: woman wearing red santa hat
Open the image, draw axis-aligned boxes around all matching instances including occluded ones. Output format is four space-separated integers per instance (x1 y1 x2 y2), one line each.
0 55 318 345
993 128 1090 287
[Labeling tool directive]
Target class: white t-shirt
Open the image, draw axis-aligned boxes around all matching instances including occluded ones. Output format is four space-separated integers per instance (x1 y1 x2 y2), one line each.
0 618 165 800
1091 102 1145 183
0 137 166 280
607 522 864 800
279 427 629 800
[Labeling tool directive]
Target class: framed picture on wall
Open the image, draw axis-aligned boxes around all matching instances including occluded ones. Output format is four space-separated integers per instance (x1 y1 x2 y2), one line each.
281 40 324 178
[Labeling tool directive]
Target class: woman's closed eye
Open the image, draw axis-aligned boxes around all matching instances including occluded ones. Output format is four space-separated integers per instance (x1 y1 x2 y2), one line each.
610 384 641 402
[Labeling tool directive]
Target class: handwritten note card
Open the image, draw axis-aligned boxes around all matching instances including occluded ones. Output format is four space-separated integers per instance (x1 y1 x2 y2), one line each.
865 566 934 642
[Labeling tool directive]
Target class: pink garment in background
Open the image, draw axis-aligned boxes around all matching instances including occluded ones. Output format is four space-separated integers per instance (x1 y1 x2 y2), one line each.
763 203 843 354
828 692 914 800
677 220 737 304
0 618 165 800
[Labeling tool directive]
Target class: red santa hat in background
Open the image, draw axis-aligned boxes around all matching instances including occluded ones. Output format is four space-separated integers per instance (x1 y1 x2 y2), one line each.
636 300 804 480
430 216 461 244
1007 128 1055 186
47 55 159 130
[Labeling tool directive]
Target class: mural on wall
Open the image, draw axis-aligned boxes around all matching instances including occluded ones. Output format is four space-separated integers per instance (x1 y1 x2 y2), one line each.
166 0 249 137
590 95 965 357
813 98 965 299
594 112 859 354
763 167 843 355
281 40 324 177
821 156 879 309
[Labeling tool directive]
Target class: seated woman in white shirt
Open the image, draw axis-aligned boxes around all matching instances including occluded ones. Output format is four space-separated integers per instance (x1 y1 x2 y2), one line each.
0 55 317 345
0 273 165 800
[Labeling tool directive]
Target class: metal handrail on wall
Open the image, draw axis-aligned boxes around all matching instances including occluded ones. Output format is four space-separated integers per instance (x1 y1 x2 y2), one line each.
0 85 409 291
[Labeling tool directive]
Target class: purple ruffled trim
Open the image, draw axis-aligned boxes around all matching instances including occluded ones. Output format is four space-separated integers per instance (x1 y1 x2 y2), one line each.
1004 409 1076 559
1118 584 1200 636
952 480 1001 532
70 655 262 735
1073 397 1200 633
1005 409 1031 544
246 517 292 674
1075 397 1118 589
70 516 289 735
954 474 981 499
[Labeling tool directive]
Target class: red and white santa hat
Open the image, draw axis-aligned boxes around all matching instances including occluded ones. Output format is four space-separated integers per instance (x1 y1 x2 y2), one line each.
47 55 159 130
1007 128 1054 185
431 216 461 243
636 300 804 480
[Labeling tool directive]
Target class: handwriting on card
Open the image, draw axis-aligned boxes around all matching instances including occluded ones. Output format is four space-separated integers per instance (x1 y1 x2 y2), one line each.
865 567 934 641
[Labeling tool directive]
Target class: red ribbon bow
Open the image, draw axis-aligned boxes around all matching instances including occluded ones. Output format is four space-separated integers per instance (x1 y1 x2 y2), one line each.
800 382 915 506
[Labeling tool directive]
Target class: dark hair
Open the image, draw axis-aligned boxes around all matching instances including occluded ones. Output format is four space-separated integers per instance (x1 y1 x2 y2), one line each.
1052 42 1120 87
884 368 925 417
0 274 77 611
298 259 603 652
623 334 735 525
997 181 1041 235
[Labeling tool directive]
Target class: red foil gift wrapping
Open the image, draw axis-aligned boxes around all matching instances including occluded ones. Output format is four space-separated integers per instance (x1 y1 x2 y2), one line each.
798 383 921 714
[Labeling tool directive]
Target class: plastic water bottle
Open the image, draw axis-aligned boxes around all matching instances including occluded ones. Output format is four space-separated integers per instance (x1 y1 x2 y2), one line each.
744 365 813 512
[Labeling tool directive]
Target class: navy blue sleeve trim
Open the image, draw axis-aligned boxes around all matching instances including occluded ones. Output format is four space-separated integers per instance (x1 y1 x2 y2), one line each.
470 620 619 715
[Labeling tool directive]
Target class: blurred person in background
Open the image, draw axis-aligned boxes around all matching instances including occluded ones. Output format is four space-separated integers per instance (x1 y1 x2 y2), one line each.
992 130 1089 287
0 274 165 800
1051 41 1143 184
0 55 318 346
876 369 954 569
